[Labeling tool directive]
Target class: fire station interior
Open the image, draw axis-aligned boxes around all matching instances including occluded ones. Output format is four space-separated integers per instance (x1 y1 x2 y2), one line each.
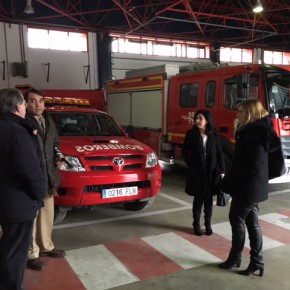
1 1 290 290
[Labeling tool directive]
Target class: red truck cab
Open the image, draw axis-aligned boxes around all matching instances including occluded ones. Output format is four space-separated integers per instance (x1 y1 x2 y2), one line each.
44 97 161 223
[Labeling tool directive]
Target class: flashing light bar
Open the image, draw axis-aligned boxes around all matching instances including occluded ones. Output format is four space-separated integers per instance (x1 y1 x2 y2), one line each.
44 96 90 106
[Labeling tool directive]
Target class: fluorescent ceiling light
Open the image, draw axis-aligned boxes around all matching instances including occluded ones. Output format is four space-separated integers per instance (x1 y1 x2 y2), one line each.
253 0 263 13
24 0 35 14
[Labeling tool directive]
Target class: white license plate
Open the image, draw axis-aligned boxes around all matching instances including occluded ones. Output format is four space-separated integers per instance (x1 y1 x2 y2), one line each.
102 186 138 199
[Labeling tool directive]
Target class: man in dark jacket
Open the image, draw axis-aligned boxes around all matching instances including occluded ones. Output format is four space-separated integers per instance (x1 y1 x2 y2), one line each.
0 88 45 290
24 88 65 271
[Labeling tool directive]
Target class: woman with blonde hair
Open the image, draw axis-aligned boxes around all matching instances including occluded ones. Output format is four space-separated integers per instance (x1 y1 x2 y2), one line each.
219 99 275 276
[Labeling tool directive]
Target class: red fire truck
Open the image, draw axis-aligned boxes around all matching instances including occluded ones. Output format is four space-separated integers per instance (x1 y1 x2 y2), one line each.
18 89 162 224
106 63 290 182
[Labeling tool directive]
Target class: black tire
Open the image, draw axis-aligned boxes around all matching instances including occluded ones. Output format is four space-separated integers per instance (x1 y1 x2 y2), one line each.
123 197 156 211
54 206 68 224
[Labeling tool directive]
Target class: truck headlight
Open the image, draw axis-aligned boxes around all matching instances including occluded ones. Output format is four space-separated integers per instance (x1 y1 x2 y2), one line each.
145 152 158 168
59 156 86 172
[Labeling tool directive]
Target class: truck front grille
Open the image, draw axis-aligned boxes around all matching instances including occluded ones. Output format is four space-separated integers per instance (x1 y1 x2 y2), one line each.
83 154 145 171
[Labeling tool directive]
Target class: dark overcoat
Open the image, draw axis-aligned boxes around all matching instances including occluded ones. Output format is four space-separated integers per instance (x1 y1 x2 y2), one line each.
224 117 273 203
181 127 225 197
26 111 61 196
0 113 45 223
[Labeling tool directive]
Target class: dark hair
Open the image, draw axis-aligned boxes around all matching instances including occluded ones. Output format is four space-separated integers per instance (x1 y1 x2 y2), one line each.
0 88 24 114
194 109 214 134
23 87 44 101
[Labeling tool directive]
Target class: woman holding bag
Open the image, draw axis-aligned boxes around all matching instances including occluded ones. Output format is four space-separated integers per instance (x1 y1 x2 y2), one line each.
182 110 225 236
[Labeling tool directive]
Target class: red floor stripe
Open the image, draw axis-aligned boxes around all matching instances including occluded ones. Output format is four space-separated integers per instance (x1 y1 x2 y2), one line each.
260 219 290 244
176 231 250 260
278 210 290 217
23 257 86 290
105 238 183 280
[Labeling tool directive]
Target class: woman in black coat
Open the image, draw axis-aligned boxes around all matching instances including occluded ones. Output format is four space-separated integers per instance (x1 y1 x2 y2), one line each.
182 110 225 236
219 100 275 277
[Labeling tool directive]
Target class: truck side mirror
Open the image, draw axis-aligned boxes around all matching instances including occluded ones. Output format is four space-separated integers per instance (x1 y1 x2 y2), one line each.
126 125 134 138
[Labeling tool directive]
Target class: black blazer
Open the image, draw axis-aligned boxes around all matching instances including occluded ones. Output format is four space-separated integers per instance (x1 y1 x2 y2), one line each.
0 113 45 223
182 127 225 197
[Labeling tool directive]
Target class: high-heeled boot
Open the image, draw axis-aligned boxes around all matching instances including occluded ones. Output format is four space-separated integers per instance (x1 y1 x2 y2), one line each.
218 257 242 269
205 218 213 236
193 222 202 236
238 263 264 276
204 199 213 235
193 199 202 236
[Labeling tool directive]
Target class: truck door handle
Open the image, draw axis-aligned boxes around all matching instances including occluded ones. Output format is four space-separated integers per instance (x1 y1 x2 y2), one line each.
219 127 228 133
175 122 181 125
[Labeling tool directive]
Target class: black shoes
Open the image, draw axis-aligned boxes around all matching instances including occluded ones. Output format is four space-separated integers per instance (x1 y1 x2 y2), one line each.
193 225 202 236
27 258 45 271
238 263 264 277
218 257 242 269
39 249 66 258
193 225 213 236
205 225 213 236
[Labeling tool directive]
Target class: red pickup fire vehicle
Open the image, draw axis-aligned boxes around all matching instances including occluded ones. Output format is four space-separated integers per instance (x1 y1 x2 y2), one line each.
41 95 161 224
106 63 290 182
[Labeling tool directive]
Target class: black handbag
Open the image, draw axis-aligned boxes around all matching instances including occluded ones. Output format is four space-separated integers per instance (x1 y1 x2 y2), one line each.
268 131 286 180
216 191 229 207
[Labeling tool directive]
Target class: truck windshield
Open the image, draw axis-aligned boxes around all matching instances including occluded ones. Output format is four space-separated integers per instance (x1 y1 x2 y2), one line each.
265 72 290 112
50 112 125 137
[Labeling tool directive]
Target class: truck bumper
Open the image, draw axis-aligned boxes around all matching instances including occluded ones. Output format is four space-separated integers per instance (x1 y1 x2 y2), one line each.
54 165 162 207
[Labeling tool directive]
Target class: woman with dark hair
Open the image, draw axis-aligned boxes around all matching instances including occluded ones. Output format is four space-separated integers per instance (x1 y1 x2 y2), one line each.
219 99 276 277
182 110 225 236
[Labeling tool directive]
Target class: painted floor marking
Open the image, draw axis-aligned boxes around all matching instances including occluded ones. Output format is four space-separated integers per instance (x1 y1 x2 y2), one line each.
66 244 139 290
259 213 290 230
142 232 221 269
26 208 290 290
54 190 290 230
105 238 183 280
54 193 191 230
176 230 235 260
213 220 284 250
63 212 290 290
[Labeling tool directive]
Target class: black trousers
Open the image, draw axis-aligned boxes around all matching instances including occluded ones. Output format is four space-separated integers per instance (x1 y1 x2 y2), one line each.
0 220 34 290
192 195 213 225
228 197 263 266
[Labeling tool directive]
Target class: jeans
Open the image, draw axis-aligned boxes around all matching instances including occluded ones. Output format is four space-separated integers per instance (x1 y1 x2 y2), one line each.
228 197 263 266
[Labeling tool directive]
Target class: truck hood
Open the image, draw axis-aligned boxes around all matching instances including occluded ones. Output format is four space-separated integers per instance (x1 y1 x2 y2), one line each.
60 136 154 156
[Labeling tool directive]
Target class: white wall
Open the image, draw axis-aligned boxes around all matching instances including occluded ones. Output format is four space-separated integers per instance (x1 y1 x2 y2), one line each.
0 22 99 90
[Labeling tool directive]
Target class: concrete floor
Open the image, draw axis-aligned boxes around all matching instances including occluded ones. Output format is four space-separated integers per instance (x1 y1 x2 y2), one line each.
24 163 290 290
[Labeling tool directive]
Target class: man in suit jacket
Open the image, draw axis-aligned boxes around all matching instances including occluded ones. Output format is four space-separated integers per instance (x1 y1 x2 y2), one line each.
24 88 65 271
0 88 45 290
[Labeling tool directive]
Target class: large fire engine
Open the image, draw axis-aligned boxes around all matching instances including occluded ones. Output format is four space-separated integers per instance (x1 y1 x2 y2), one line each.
17 86 162 224
106 63 290 182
